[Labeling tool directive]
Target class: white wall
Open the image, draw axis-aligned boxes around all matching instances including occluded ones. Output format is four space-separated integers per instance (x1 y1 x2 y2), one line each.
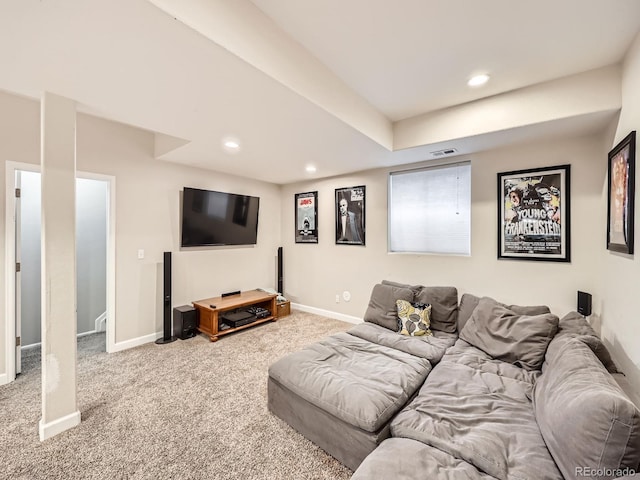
73 114 282 344
73 115 280 343
281 134 605 320
600 31 640 396
20 170 42 346
39 91 79 437
1 68 638 399
19 174 107 347
394 66 621 150
0 92 41 376
76 178 108 335
0 91 282 375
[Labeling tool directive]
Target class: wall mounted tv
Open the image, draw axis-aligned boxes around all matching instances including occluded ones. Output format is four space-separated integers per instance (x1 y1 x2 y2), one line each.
181 187 260 247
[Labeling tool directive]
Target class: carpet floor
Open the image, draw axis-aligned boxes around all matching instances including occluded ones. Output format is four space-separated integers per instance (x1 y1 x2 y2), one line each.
0 310 354 479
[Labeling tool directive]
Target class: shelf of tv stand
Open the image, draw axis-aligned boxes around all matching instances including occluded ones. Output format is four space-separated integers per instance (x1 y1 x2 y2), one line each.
192 289 278 342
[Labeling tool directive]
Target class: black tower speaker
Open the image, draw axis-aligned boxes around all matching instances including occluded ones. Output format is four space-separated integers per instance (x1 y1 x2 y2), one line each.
156 251 177 344
577 291 592 317
277 246 283 295
173 305 198 340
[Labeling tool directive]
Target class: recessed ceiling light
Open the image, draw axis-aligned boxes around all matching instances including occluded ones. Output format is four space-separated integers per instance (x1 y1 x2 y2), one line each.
468 74 490 87
222 137 241 153
306 165 317 173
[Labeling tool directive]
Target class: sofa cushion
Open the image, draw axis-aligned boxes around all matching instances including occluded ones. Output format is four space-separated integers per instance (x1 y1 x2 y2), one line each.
457 293 480 331
364 283 414 331
457 292 550 331
351 437 495 480
414 286 458 333
442 339 541 385
396 300 432 337
459 297 558 371
347 322 457 364
391 341 562 480
268 332 432 433
381 279 423 297
534 336 640 479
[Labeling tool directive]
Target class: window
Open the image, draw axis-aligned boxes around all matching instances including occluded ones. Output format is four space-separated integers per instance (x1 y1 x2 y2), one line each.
388 161 471 255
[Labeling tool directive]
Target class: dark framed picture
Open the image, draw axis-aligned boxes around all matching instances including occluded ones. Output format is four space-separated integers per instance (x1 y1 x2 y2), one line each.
295 191 318 243
497 165 570 262
335 186 365 245
607 131 636 254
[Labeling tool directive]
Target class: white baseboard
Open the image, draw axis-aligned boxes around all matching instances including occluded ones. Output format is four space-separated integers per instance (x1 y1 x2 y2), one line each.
111 332 161 353
77 330 97 338
0 373 8 386
291 303 361 325
95 312 107 332
21 329 100 351
39 410 81 441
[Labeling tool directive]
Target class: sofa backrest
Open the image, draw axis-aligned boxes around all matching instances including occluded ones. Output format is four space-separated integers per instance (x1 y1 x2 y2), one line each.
365 281 458 333
459 296 559 371
534 335 640 479
457 293 552 332
549 311 619 373
363 283 414 331
413 286 458 334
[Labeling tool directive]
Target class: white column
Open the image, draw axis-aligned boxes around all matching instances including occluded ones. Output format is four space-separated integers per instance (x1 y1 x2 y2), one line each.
39 92 80 441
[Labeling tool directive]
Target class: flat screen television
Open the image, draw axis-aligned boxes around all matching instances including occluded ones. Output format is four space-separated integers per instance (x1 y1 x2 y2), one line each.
181 187 260 247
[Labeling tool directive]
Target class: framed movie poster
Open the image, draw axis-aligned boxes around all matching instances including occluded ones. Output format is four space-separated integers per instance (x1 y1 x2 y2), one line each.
335 186 365 245
607 131 636 254
295 191 318 243
498 165 570 262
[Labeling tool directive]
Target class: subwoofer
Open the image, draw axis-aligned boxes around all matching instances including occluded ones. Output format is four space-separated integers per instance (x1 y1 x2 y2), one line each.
173 305 198 340
156 251 177 344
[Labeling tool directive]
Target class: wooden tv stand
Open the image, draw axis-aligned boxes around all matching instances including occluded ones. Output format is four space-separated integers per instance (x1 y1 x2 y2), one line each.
192 289 278 342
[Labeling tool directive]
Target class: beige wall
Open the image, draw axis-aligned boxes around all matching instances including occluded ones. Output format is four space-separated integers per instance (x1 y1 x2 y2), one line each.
1 58 638 398
599 31 640 395
394 65 621 150
75 115 283 343
0 92 41 377
0 92 282 376
281 135 605 321
40 92 80 437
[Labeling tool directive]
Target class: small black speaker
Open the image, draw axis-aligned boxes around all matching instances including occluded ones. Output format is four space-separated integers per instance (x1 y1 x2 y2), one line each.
173 305 198 340
156 251 177 344
577 291 592 317
277 246 283 295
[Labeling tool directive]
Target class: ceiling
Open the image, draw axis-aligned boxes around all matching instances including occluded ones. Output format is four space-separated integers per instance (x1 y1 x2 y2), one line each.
1 0 639 184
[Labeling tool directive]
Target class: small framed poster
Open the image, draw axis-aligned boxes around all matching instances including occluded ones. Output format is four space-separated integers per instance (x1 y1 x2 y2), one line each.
498 165 570 262
607 131 636 254
295 191 318 243
335 186 365 245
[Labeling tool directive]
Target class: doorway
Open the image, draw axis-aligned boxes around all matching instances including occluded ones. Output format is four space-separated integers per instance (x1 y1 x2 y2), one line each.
4 161 116 383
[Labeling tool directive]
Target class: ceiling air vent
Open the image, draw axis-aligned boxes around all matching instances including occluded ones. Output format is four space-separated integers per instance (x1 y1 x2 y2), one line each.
430 148 458 158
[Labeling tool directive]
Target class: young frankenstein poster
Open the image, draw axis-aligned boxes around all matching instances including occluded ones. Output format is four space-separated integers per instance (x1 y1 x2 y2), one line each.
500 166 569 261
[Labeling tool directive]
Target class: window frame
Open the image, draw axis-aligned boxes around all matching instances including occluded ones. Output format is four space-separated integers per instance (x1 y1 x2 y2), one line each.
387 160 472 256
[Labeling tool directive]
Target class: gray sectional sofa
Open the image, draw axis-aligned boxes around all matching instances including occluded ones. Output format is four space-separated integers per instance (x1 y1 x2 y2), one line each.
267 281 640 479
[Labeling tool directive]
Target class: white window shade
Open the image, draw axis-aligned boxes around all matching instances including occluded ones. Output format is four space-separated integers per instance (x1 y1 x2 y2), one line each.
389 162 471 255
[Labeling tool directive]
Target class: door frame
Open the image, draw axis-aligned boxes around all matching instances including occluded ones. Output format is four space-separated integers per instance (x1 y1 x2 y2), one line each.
3 161 116 384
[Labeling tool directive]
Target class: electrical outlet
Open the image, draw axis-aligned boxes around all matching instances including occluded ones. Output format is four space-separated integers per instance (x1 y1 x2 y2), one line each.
343 291 351 302
137 249 144 259
335 294 340 303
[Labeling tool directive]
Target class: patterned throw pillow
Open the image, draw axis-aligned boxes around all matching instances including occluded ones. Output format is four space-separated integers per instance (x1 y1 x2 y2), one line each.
396 299 433 336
